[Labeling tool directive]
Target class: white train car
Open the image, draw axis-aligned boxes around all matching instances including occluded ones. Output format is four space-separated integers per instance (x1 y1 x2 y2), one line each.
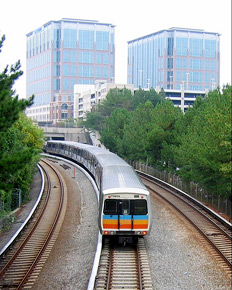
45 140 152 243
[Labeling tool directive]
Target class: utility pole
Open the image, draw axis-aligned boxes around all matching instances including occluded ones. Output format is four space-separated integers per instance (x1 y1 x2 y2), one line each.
139 70 143 88
181 81 185 113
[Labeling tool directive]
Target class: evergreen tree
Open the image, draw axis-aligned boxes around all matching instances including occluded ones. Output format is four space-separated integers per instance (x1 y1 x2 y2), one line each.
0 35 41 212
0 35 33 135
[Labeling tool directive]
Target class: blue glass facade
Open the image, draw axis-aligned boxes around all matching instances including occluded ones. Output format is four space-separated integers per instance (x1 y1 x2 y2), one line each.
127 28 220 91
26 18 115 106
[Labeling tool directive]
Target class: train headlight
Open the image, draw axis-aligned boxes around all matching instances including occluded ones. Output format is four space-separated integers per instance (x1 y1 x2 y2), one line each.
142 231 147 235
104 231 115 235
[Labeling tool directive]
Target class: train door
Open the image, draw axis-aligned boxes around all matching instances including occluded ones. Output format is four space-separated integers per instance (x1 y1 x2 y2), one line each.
103 199 133 231
118 200 132 230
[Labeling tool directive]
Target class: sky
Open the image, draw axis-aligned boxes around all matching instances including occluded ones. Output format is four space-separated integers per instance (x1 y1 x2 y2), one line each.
0 0 231 98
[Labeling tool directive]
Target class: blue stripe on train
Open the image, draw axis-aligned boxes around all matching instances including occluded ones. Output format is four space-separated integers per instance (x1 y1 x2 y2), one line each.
103 215 148 220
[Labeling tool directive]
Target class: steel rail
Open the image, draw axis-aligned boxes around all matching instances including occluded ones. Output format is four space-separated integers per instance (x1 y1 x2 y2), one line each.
16 159 65 289
139 172 232 270
136 242 143 290
0 159 65 289
0 164 45 257
0 162 51 277
137 170 231 229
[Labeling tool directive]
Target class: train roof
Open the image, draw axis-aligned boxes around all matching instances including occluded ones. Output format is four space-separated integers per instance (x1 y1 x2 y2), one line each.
47 140 128 167
47 141 149 195
101 165 149 195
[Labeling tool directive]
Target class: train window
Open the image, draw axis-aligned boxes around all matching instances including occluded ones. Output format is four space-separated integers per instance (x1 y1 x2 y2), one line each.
104 199 147 216
133 200 147 215
120 200 130 215
104 200 117 215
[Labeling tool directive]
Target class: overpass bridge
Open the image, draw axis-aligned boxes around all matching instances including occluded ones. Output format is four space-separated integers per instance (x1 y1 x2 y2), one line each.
40 126 92 144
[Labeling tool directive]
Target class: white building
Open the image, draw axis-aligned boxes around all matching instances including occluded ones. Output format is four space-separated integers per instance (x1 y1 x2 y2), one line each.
74 81 134 119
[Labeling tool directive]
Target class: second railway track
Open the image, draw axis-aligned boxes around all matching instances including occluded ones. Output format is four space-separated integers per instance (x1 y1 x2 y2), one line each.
139 172 232 275
0 159 67 289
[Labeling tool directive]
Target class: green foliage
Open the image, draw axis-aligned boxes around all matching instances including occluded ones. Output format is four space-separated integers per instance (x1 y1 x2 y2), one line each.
100 108 130 153
0 36 33 135
0 35 43 213
81 87 166 132
120 101 155 162
174 86 231 197
132 87 165 108
0 113 43 210
146 99 182 169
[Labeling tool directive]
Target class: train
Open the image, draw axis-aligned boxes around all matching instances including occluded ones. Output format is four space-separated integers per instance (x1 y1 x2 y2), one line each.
44 140 152 244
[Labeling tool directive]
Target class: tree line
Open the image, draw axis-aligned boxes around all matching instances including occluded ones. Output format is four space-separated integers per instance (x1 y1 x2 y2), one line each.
0 35 43 215
82 85 231 198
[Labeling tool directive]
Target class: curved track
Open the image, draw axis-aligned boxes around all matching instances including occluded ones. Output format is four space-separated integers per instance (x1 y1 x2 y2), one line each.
139 171 232 275
0 159 66 289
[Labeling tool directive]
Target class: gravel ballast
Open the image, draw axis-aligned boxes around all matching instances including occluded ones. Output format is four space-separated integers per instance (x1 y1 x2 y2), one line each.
146 196 231 289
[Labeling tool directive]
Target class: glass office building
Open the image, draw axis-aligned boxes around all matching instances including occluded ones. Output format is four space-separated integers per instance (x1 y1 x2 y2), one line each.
26 18 115 121
127 27 220 91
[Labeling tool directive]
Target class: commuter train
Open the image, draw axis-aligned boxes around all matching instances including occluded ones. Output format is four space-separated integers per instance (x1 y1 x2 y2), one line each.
45 140 152 244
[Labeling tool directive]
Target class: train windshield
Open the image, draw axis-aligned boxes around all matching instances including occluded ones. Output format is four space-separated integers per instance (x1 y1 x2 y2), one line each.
103 199 147 215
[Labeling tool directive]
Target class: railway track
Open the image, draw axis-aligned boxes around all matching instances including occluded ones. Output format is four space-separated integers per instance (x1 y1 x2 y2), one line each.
94 238 153 290
0 159 67 289
139 171 232 275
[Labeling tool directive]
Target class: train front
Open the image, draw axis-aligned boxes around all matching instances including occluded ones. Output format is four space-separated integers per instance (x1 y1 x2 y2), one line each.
98 165 152 244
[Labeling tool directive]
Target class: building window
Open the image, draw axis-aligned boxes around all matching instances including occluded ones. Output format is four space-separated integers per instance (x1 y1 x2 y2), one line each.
158 38 164 56
96 53 102 64
190 59 202 70
205 59 216 70
63 79 69 90
53 29 60 48
79 30 94 49
53 79 60 90
79 51 94 63
79 65 93 77
103 53 109 64
189 38 203 57
167 58 173 69
176 38 188 56
167 71 173 82
53 51 60 62
63 29 77 49
63 64 69 76
190 71 202 83
61 112 68 119
96 31 109 50
63 51 69 62
176 58 181 68
62 103 68 110
167 38 174 56
176 71 181 81
70 79 76 92
205 40 216 58
70 51 76 62
70 65 77 76
103 67 108 78
53 65 60 76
